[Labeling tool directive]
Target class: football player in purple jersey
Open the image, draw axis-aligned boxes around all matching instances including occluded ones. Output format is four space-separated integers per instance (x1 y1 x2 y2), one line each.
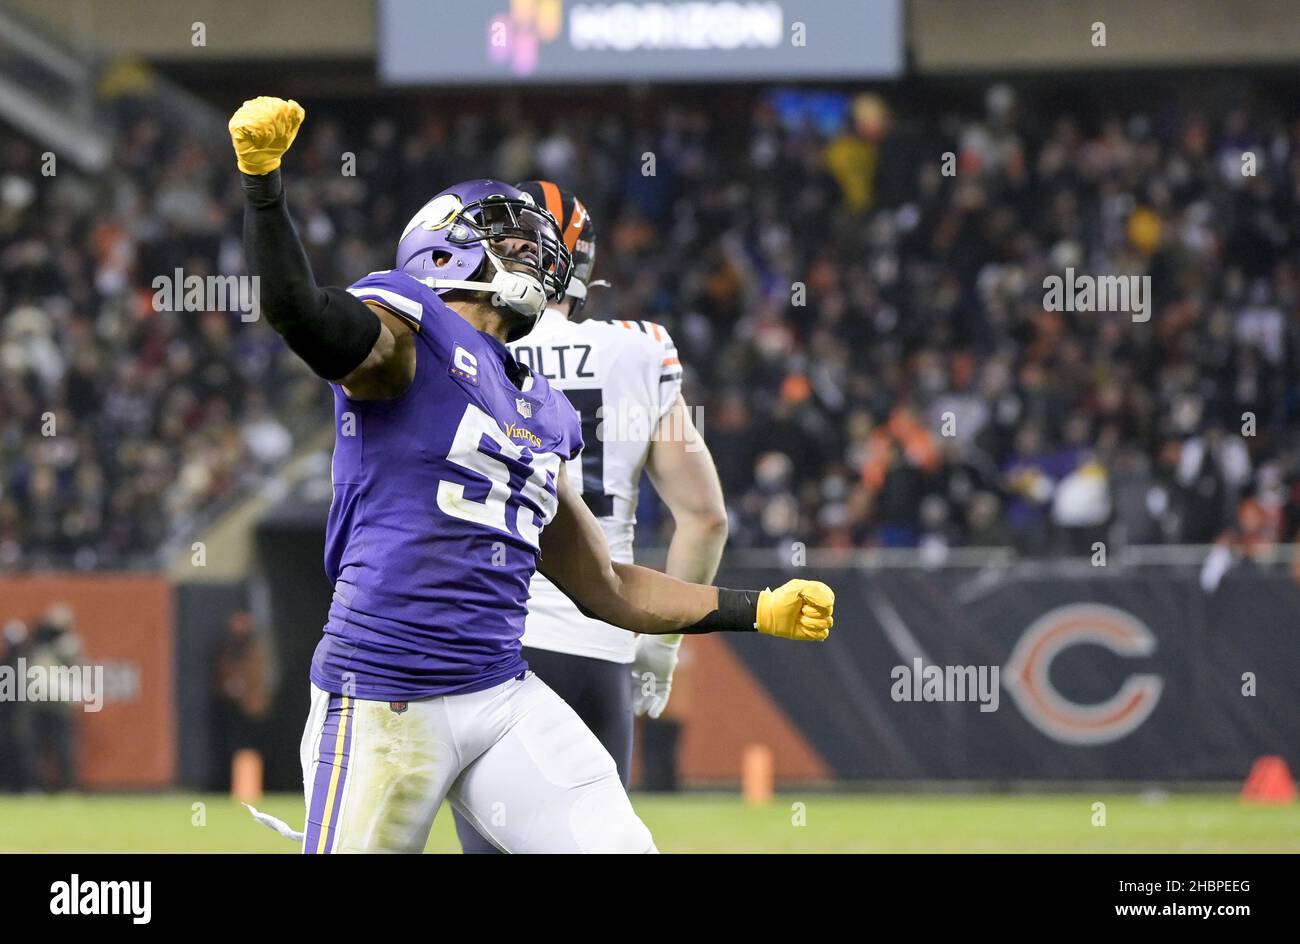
230 97 834 853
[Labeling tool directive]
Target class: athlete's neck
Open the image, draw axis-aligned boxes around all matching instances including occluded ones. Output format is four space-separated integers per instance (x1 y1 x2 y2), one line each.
445 298 513 342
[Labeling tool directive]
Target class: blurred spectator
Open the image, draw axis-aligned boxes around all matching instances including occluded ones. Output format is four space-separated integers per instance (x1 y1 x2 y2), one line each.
24 604 85 791
211 610 269 791
0 618 32 792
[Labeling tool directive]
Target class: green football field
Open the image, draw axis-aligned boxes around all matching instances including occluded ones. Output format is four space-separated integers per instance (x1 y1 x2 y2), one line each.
1 792 1297 852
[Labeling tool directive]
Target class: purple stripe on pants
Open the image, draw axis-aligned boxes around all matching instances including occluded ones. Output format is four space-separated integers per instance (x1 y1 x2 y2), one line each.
304 694 354 854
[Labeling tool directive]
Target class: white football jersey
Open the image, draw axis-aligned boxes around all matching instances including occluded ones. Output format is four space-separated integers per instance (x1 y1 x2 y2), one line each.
507 307 683 663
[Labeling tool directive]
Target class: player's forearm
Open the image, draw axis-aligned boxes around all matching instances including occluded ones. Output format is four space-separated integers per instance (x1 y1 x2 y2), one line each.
241 169 321 318
542 548 831 642
656 514 727 646
646 399 728 589
240 170 380 380
664 511 728 586
603 563 759 635
540 545 754 635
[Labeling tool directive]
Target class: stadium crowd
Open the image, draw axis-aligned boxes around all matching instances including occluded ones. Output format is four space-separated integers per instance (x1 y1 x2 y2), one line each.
2 80 1299 566
1 111 312 569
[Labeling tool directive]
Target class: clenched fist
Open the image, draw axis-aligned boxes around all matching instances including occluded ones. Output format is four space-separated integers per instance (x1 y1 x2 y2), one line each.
756 580 834 642
228 96 305 175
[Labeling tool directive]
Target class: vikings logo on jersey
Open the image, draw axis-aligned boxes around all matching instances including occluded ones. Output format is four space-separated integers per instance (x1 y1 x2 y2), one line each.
310 269 583 702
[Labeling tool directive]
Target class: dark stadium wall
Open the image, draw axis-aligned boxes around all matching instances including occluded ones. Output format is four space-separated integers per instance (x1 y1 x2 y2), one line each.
655 634 831 785
252 504 335 791
717 564 1300 783
0 575 175 789
174 582 252 790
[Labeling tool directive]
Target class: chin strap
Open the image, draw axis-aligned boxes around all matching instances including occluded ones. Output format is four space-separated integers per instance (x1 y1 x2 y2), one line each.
418 268 547 319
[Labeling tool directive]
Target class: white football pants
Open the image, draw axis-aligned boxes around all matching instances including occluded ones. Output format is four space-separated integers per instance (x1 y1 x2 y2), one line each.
300 671 657 853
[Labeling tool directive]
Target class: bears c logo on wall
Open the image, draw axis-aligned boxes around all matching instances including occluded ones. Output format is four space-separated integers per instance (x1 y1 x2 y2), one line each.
1003 603 1163 746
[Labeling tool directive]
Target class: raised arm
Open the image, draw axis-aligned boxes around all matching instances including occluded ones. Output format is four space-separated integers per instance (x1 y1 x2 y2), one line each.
230 96 414 399
538 466 833 640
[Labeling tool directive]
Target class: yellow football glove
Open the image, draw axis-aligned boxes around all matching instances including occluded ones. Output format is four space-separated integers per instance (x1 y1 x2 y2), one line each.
228 96 305 175
756 579 834 641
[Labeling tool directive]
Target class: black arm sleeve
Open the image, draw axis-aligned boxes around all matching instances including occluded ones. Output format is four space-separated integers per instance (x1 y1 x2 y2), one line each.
242 170 381 381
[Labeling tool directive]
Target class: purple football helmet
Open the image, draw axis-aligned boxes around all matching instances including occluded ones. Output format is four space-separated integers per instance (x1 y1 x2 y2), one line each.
395 179 571 338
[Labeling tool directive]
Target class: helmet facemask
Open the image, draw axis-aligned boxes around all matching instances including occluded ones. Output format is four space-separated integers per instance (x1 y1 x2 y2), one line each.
422 195 571 339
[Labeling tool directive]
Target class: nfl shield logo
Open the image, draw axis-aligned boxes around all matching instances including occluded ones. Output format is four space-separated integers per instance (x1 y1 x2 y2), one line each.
516 398 533 419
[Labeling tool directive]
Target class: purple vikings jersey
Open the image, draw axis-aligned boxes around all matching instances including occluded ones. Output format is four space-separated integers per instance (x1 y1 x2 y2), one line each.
310 270 583 700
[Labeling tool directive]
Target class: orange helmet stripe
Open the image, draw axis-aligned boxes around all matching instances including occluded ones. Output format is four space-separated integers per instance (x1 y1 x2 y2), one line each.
563 196 589 253
538 180 564 234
